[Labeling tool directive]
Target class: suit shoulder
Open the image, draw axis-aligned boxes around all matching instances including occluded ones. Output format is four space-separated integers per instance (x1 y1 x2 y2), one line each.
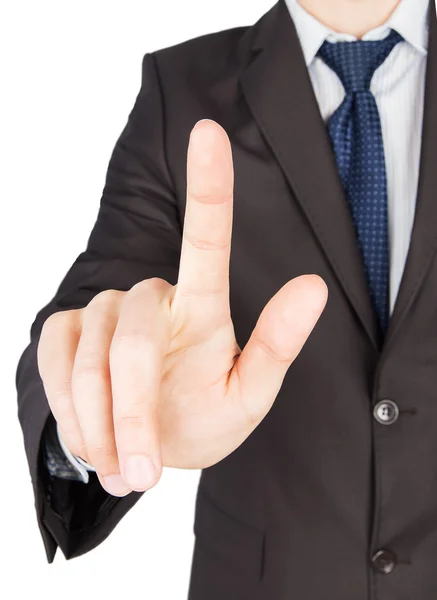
152 24 252 71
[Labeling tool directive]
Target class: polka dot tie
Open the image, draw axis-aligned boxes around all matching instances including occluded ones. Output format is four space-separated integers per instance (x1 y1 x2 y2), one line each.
317 30 403 336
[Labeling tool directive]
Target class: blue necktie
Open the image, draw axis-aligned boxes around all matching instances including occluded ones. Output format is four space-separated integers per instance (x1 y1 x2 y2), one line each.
317 30 403 335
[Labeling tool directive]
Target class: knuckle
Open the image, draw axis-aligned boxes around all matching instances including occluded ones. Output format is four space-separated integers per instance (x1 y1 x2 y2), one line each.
76 340 108 369
110 331 154 359
130 277 169 297
114 413 146 430
50 386 72 409
87 441 116 464
189 191 233 205
253 335 292 364
73 362 107 386
45 386 73 421
88 289 122 308
185 233 230 252
41 310 73 335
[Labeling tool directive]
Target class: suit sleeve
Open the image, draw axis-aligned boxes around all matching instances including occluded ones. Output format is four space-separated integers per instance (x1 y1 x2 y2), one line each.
15 51 182 563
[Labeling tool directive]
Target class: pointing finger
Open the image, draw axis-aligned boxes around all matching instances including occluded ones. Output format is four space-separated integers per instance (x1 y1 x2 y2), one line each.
174 119 234 323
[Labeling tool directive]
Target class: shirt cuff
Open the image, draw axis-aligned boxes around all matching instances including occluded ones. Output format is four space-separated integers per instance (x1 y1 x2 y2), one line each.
56 422 97 483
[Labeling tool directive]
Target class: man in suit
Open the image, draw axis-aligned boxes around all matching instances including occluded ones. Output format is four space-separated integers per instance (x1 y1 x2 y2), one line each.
16 0 437 597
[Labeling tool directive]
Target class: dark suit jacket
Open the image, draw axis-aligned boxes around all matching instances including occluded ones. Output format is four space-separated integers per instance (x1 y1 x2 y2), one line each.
16 1 437 598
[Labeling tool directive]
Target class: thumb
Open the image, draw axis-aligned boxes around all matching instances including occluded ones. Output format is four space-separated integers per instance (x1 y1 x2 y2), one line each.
233 274 328 426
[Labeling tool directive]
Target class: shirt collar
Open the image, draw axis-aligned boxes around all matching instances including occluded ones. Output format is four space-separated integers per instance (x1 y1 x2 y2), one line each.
284 0 429 67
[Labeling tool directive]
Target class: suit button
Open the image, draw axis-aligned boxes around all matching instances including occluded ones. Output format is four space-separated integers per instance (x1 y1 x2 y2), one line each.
373 399 399 425
372 549 396 574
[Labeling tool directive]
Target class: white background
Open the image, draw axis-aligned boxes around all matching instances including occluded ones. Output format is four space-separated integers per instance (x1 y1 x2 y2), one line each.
1 1 274 599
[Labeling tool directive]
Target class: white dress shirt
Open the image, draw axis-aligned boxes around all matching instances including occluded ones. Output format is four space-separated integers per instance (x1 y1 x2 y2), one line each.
55 0 430 482
56 421 96 481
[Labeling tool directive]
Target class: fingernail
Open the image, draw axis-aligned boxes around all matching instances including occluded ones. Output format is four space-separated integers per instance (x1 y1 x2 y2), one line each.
124 455 158 491
102 474 131 497
194 118 213 129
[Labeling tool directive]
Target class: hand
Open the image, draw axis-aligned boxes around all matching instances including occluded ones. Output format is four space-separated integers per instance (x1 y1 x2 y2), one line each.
37 119 328 498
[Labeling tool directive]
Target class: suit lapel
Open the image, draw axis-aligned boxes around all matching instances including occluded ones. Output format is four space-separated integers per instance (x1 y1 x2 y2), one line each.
383 5 437 352
240 0 381 350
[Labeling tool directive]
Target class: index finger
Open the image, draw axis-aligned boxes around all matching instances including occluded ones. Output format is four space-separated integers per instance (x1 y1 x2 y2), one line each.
176 119 234 303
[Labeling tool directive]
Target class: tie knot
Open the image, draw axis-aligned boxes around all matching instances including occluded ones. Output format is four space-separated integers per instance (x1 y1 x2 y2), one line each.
317 29 403 93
